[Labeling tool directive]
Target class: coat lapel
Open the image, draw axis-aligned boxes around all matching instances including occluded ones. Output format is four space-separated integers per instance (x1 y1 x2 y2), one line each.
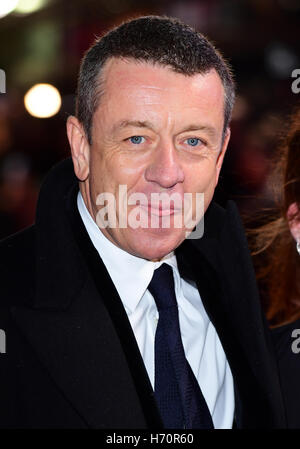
12 279 149 428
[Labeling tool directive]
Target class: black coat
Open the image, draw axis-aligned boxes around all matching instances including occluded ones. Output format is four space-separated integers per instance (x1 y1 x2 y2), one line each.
272 318 300 428
0 158 286 428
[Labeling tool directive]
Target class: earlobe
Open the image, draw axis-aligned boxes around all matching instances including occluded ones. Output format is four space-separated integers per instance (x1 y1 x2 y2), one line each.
66 116 90 181
287 202 300 242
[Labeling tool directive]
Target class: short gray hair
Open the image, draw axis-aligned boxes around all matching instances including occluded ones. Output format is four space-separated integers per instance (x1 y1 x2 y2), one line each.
76 15 235 144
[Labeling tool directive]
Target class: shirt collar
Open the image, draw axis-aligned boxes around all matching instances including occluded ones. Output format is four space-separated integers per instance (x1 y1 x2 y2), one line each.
77 191 178 313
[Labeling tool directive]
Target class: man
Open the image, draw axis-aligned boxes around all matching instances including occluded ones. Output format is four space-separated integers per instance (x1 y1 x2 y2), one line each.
0 16 286 428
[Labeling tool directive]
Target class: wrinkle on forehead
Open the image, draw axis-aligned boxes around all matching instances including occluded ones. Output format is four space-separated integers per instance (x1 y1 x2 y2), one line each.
126 89 166 105
95 58 225 138
101 59 224 111
138 85 168 90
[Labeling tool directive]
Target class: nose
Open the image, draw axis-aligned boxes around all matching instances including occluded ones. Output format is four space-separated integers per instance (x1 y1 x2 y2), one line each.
144 139 184 189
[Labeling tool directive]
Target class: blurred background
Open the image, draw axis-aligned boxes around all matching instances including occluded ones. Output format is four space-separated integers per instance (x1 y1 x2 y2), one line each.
0 0 299 238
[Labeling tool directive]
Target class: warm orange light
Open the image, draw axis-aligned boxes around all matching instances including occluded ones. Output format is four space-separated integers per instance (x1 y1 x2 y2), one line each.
24 83 62 118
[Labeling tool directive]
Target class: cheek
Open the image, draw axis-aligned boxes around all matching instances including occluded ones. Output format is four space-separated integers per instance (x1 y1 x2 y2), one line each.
185 163 217 195
89 150 147 199
184 164 218 215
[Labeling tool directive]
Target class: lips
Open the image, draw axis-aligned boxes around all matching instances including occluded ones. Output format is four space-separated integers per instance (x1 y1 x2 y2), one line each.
139 203 182 216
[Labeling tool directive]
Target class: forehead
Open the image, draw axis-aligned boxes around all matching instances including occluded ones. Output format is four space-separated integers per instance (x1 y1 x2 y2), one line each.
96 57 225 129
101 57 223 98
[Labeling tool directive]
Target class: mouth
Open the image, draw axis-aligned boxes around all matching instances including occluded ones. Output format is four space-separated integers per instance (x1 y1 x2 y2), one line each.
139 204 182 217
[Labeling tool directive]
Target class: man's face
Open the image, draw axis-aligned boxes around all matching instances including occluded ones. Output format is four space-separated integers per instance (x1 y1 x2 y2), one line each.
69 58 230 261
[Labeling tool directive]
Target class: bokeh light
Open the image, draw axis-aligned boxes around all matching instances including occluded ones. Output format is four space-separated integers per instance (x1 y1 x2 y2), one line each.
14 0 48 15
0 0 19 18
24 83 62 118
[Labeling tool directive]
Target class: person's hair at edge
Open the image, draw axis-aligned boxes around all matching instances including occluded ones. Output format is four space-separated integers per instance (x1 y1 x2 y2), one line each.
250 105 300 327
75 15 235 145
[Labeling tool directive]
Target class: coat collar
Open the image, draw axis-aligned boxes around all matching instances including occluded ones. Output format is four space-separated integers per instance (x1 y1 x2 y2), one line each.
33 158 87 309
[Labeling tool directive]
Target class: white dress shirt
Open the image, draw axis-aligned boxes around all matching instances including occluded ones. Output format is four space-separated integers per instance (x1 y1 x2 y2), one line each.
77 191 235 428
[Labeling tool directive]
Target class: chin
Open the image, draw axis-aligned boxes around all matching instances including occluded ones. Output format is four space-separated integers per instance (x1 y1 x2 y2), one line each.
128 227 186 261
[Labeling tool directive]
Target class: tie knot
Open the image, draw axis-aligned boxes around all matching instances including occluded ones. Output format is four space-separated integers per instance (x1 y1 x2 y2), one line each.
148 263 178 311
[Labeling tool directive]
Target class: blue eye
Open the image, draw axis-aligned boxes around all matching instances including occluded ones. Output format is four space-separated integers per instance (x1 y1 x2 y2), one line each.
186 138 200 146
130 136 144 144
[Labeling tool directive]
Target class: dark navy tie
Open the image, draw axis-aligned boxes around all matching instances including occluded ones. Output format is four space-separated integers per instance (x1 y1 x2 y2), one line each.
148 263 214 429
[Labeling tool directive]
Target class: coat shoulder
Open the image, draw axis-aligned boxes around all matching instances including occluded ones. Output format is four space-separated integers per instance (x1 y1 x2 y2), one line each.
191 199 247 251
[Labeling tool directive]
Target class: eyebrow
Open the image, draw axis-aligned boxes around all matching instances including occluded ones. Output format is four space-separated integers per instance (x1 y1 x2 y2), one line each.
179 124 217 138
112 120 217 138
112 120 155 133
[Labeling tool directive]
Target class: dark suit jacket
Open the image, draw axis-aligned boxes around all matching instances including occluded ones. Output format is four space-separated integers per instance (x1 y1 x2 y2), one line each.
0 158 286 428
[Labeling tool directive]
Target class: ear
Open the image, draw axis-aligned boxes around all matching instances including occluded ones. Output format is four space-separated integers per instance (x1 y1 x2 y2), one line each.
66 116 90 181
287 202 300 242
215 127 230 186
